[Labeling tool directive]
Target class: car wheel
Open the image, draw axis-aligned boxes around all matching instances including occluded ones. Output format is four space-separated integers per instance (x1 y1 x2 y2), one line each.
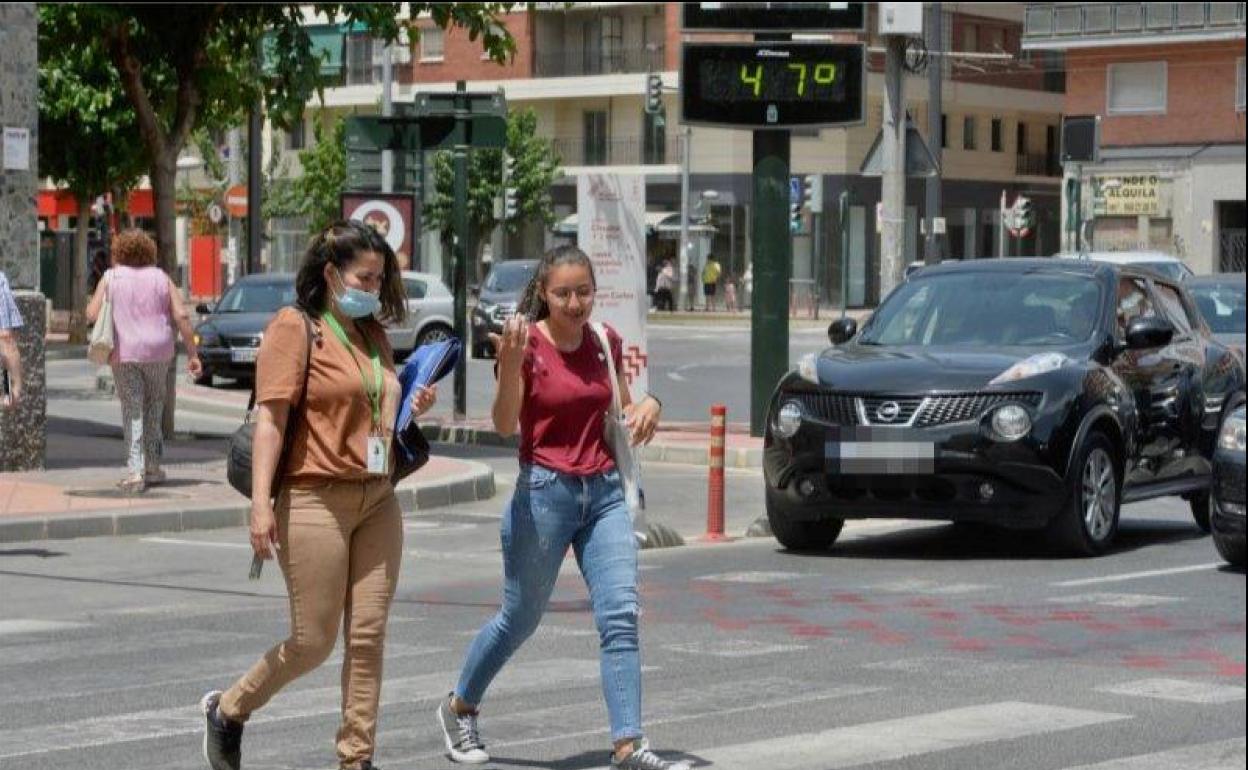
416 324 452 349
193 368 213 387
1189 491 1212 533
1048 431 1120 556
765 486 844 551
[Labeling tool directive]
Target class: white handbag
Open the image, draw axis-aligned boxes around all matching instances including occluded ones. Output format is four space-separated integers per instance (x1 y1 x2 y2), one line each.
87 270 115 365
591 322 648 541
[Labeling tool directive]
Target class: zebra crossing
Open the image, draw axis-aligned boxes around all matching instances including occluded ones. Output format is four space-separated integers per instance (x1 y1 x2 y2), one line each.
1 608 1243 770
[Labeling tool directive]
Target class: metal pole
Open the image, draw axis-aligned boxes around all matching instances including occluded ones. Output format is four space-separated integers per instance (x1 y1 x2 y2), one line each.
247 101 262 275
381 42 394 193
227 127 241 285
452 81 470 419
678 124 692 311
924 2 943 264
879 35 907 298
750 128 790 437
998 190 1008 258
840 191 849 319
811 210 821 319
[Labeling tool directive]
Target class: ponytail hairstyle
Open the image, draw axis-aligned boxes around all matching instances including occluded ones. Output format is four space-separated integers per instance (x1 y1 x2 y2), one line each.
516 244 597 321
295 220 406 325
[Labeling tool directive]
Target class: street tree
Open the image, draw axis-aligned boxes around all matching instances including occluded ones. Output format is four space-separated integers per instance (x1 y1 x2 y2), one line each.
424 109 562 282
265 116 348 236
62 3 518 273
37 4 148 343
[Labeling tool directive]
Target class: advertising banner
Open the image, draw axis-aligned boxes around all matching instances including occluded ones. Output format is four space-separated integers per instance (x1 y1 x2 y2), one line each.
577 173 649 395
340 193 416 269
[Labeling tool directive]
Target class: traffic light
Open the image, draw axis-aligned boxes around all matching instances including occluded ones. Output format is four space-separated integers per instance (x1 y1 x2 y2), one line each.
501 154 518 221
790 199 803 234
645 73 663 114
803 174 822 214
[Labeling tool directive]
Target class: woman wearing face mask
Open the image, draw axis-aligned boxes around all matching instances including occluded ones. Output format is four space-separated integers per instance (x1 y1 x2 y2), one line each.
199 221 436 770
434 246 685 770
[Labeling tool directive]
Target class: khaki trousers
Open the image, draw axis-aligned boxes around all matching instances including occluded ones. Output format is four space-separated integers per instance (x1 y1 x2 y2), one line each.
219 477 403 768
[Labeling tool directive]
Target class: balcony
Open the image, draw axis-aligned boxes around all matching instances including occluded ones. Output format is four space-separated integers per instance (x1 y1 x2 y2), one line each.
533 47 665 78
1015 153 1061 177
1023 2 1245 49
551 135 685 167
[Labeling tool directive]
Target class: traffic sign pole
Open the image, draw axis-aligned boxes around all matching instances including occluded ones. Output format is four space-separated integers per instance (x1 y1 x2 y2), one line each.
750 127 791 437
452 81 471 420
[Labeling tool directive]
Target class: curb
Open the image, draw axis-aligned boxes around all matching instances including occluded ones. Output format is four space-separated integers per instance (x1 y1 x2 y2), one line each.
419 424 763 468
0 460 496 544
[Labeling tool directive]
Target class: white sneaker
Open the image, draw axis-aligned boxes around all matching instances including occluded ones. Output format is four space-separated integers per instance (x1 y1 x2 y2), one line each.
611 738 691 770
436 693 489 764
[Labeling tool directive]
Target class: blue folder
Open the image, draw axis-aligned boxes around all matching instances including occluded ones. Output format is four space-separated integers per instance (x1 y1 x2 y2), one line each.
396 337 461 436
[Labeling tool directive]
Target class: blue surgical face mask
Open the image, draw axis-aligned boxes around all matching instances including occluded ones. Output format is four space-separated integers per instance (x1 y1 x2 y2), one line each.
332 268 381 319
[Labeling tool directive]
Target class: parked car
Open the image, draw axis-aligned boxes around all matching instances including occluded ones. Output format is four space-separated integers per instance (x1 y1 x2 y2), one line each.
1211 404 1246 567
1187 274 1245 362
470 259 539 358
385 271 454 360
763 258 1245 556
1055 250 1194 283
193 273 296 386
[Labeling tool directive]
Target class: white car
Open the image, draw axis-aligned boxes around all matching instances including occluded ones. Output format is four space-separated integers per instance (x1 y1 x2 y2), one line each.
1054 250 1194 283
385 271 454 358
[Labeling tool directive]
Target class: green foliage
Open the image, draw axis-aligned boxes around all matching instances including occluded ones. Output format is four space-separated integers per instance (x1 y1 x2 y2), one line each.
265 116 348 234
424 109 562 245
37 4 147 200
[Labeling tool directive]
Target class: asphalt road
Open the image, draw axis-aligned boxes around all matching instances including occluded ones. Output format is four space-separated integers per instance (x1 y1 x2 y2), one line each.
2 469 1242 770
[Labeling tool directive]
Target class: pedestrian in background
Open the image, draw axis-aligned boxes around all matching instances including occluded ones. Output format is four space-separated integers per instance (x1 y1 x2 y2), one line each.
87 248 110 295
723 271 738 313
701 253 722 312
199 221 436 770
0 269 24 409
434 245 685 770
654 259 675 312
85 230 201 492
685 259 698 311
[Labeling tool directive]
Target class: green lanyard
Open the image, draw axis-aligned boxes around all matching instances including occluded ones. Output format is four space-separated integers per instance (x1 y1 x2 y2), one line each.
322 313 384 429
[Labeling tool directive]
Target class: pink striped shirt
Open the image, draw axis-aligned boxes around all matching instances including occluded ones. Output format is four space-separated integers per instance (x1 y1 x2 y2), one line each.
108 266 175 363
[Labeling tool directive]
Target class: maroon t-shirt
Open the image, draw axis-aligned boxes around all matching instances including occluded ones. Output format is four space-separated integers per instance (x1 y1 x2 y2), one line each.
518 323 624 475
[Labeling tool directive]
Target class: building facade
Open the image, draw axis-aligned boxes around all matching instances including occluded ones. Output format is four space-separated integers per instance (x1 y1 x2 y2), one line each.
1024 2 1246 274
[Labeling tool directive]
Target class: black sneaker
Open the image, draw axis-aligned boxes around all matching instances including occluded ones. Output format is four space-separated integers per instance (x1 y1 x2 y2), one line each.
200 690 243 770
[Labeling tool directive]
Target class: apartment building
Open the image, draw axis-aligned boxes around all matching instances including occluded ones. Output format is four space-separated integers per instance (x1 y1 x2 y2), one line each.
1023 2 1246 274
266 2 1066 306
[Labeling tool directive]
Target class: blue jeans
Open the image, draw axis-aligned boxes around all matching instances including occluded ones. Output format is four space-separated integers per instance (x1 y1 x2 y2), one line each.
455 463 642 742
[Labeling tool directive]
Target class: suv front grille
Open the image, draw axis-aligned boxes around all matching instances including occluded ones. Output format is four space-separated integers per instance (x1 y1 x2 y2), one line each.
915 393 1042 427
789 391 1041 428
225 335 262 349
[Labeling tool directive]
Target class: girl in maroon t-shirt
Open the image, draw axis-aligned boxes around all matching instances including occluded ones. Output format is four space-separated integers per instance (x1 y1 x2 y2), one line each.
435 246 684 770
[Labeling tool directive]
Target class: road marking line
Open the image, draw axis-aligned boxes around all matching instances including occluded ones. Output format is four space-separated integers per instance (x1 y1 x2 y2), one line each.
0 657 603 759
1048 592 1180 608
0 619 90 636
664 639 809 658
693 701 1129 769
140 537 250 550
1052 563 1222 587
695 571 807 584
1096 678 1246 704
1059 737 1245 769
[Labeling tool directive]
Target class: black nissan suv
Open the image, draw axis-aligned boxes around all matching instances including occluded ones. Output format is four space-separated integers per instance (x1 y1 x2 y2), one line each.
763 258 1245 556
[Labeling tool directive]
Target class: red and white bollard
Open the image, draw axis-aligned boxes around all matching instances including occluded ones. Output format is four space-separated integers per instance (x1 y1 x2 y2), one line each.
704 403 728 541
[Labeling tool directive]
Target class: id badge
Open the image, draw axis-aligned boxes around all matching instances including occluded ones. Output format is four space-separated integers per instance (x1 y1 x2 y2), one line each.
366 434 390 476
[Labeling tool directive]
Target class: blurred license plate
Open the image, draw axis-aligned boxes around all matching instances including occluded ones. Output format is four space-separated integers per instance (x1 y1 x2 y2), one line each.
231 349 258 363
825 441 935 474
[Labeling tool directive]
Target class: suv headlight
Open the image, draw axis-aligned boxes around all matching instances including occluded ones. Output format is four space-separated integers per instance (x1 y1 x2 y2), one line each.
990 404 1032 441
1219 411 1246 452
774 400 804 439
989 352 1070 386
194 328 219 346
798 353 819 384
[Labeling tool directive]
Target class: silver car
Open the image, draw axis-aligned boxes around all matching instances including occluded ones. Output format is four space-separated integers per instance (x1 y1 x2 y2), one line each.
385 271 454 358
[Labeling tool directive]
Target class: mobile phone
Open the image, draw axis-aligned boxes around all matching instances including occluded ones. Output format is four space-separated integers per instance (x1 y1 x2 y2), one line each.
248 553 264 580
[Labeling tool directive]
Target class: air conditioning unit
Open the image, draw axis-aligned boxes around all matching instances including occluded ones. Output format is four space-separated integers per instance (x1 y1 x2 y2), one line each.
878 2 923 35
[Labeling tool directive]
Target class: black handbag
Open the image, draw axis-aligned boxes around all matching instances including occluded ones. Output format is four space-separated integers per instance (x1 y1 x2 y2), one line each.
227 313 314 501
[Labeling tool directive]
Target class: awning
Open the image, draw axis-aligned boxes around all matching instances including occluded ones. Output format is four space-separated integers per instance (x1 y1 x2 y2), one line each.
553 211 718 236
262 24 344 78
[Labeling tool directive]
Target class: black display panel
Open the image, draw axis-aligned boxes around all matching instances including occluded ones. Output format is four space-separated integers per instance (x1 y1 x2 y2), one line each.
681 43 865 128
682 2 865 32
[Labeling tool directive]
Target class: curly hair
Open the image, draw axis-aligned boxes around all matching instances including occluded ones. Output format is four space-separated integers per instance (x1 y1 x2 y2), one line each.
295 220 406 325
111 229 158 268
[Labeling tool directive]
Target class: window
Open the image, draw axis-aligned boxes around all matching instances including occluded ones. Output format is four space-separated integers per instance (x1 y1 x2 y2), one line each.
583 110 608 165
940 113 948 149
990 118 1003 152
962 116 976 150
345 33 378 85
404 278 428 300
962 23 978 53
1153 283 1195 337
1238 57 1245 112
987 26 1004 53
420 27 444 62
1016 121 1027 155
1107 61 1167 114
584 16 623 74
1116 277 1156 336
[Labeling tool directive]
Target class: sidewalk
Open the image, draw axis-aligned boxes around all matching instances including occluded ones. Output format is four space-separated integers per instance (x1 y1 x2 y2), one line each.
0 455 494 543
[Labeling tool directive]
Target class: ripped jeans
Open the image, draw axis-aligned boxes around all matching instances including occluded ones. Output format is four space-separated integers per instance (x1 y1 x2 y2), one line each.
455 463 641 742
